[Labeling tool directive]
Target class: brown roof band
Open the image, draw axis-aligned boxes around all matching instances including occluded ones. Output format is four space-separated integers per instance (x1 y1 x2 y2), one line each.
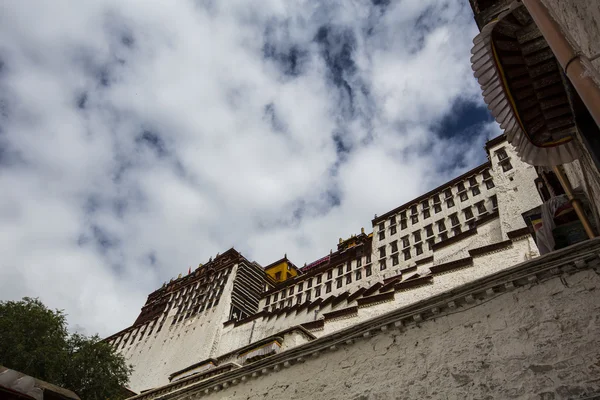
469 240 513 257
429 257 473 275
357 291 395 307
323 306 359 321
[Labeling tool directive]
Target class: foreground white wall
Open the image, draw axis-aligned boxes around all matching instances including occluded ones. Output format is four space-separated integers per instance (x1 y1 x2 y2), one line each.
185 266 600 400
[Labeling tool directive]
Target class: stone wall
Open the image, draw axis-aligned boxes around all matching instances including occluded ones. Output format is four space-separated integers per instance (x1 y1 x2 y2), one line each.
167 251 600 400
120 265 239 393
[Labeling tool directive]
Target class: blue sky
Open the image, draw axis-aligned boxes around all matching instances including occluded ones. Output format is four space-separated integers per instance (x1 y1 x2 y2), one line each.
0 0 499 336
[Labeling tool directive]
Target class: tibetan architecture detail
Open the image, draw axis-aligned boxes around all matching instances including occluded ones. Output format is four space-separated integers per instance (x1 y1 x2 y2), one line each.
102 134 588 396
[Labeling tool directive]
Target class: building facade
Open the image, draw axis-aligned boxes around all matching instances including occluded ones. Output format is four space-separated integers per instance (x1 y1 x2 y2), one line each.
100 0 600 397
105 135 550 394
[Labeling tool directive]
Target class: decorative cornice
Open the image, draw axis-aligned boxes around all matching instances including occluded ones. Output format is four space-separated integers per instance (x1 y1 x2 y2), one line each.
507 227 532 239
131 238 600 400
415 256 434 266
323 306 359 321
429 257 474 275
357 292 395 308
394 275 433 291
469 240 513 257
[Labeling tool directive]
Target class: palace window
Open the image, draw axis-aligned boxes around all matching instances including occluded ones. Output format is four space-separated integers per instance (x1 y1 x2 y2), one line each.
491 195 498 209
400 211 407 219
287 299 292 307
440 232 448 241
464 207 474 220
433 194 441 203
366 265 372 277
380 260 387 271
347 261 352 272
450 213 460 226
414 230 422 243
281 289 287 297
403 249 411 261
296 294 302 305
444 189 452 199
391 240 398 254
316 274 322 284
336 279 343 289
307 278 313 288
427 239 435 251
289 286 294 295
378 231 385 240
366 254 371 264
392 254 399 266
326 282 332 293
379 246 386 258
338 266 343 276
457 182 466 192
315 286 321 297
411 215 419 224
355 270 362 280
410 205 418 215
476 201 486 214
416 243 423 255
486 179 495 189
496 148 508 161
402 236 410 248
357 257 362 267
460 192 468 202
471 186 481 196
469 177 477 186
390 225 397 235
434 204 442 213
482 169 491 180
298 282 304 291
266 296 271 306
453 226 462 236
401 219 408 229
327 270 333 280
425 225 434 237
437 220 446 232
275 271 282 280
306 291 312 302
379 222 385 232
389 216 396 226
502 161 513 172
447 198 455 208
423 208 430 219
346 274 352 285
273 293 279 302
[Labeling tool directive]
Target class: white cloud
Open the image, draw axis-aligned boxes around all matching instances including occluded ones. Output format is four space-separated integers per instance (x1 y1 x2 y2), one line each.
0 0 493 336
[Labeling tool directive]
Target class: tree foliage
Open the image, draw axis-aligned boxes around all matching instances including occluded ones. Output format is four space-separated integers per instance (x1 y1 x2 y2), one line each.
0 297 132 399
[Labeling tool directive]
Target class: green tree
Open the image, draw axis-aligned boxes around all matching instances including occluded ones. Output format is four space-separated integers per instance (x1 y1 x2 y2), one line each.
0 297 133 399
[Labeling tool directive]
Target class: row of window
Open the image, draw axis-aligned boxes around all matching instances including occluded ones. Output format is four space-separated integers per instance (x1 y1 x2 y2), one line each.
265 266 376 311
378 175 495 239
264 256 373 306
376 195 499 265
379 196 497 245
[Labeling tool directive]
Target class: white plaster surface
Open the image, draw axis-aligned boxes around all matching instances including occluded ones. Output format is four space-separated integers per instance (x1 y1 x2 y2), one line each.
115 265 239 393
487 141 542 239
179 268 600 400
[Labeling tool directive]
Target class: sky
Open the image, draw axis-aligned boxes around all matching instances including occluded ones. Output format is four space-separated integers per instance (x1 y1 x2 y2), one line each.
0 0 499 336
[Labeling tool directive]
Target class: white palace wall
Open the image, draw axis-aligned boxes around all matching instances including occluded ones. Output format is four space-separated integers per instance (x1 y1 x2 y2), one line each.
136 239 600 400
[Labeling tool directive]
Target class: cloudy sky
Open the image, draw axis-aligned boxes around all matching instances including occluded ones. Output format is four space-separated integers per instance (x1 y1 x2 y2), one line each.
0 0 499 336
